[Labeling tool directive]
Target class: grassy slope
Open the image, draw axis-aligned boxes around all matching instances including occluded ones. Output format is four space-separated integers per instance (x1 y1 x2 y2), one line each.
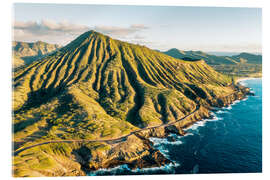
13 41 61 68
164 48 238 65
13 31 235 176
164 48 262 77
12 55 25 68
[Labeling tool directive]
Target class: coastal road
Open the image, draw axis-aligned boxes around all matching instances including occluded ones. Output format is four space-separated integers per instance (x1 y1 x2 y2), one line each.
13 104 201 156
14 88 247 156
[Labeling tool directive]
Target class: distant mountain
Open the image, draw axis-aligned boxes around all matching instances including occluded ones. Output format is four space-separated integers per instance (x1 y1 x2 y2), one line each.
163 48 238 65
164 48 262 65
13 31 251 177
231 52 262 64
12 54 25 68
163 48 262 77
12 41 61 68
12 31 258 177
13 31 234 124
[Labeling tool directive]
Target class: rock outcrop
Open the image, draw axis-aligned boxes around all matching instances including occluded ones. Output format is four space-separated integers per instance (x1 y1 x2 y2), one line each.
12 30 253 177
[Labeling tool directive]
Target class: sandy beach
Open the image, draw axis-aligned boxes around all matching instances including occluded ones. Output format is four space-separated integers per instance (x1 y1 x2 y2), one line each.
235 77 261 84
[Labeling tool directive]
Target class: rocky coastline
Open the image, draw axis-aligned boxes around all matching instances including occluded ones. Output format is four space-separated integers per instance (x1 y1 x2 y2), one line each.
75 84 253 175
12 30 260 177
12 83 253 177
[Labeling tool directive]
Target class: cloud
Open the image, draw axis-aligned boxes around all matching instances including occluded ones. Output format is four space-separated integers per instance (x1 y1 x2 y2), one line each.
93 24 149 37
13 20 150 45
14 20 89 35
128 40 153 46
13 20 91 45
14 20 90 36
134 34 145 39
130 24 149 30
94 26 136 36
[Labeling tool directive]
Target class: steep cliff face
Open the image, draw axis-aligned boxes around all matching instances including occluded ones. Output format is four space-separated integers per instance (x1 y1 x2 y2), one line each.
12 30 250 177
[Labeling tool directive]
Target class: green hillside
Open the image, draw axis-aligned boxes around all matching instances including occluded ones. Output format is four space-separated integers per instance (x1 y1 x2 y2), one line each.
12 41 61 68
164 48 262 77
13 31 248 177
231 52 262 64
164 48 238 65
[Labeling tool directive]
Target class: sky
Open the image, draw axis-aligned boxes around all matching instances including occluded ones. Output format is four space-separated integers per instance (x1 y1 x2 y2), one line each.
13 3 262 53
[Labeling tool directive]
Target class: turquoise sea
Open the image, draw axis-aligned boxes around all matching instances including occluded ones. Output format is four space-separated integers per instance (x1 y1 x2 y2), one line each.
89 78 262 175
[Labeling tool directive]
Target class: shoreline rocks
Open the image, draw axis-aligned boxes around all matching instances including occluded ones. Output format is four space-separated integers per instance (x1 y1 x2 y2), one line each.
13 85 253 177
82 84 253 175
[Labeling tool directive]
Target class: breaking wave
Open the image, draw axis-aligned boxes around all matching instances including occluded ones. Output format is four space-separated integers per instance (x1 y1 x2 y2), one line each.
222 105 232 110
150 136 183 146
216 110 229 114
88 164 131 176
132 162 181 173
88 90 253 176
88 161 181 175
183 114 223 132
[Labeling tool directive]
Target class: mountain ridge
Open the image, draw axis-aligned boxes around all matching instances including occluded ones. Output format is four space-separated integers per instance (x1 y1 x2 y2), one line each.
163 48 262 77
163 48 262 65
14 30 233 125
13 41 61 56
12 41 61 68
13 30 250 177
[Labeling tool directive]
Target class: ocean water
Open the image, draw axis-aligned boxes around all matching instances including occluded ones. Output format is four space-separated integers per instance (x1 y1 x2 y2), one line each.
88 78 262 175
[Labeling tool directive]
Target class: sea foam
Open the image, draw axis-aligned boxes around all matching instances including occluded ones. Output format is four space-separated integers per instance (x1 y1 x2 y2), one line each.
216 110 229 114
150 137 183 146
131 162 180 173
88 164 131 176
88 161 181 175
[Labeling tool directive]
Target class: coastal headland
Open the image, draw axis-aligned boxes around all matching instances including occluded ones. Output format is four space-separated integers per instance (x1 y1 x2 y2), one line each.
12 31 254 177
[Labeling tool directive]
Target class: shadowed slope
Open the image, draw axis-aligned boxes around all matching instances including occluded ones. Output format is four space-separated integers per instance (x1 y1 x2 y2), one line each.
13 30 235 142
12 30 250 177
13 41 61 68
13 41 61 57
